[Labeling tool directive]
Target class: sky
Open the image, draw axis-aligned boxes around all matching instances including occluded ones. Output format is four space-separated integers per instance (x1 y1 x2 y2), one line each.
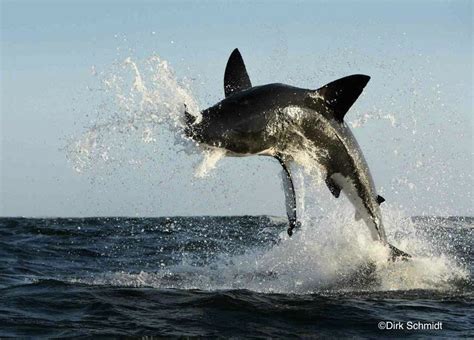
1 0 472 217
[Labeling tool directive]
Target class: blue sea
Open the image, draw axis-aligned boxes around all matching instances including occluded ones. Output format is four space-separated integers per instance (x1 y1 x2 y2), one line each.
0 216 472 337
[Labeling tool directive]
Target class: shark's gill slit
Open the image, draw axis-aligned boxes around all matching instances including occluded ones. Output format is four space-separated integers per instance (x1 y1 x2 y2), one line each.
185 48 410 261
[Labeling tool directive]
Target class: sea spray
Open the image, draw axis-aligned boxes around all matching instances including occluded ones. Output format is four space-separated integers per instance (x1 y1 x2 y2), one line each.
66 54 470 293
74 212 470 293
194 148 227 178
67 55 200 173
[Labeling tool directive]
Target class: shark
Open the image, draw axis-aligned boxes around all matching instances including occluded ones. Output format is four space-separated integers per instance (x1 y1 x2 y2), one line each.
184 49 410 260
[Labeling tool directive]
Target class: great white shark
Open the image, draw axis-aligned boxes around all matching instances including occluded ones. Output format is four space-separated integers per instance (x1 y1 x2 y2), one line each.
185 49 410 260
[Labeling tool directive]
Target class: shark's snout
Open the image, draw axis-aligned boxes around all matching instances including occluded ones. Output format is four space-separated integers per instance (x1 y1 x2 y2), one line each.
184 108 196 125
184 109 199 140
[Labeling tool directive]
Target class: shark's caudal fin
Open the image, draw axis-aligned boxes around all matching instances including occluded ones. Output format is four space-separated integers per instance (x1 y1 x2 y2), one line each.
312 74 370 122
224 49 252 97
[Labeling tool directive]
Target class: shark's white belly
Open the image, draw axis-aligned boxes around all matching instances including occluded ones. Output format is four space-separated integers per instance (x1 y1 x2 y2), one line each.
330 173 384 242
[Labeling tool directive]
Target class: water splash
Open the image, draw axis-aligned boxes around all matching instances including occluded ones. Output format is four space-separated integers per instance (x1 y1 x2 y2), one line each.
75 213 469 294
67 53 470 294
66 55 200 173
194 148 227 178
349 110 398 129
73 173 470 293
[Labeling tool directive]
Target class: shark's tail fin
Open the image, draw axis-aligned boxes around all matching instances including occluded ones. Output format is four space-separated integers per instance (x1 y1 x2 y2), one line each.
388 243 411 262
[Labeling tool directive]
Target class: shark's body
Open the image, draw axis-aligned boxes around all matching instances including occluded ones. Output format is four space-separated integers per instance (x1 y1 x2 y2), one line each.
185 49 409 260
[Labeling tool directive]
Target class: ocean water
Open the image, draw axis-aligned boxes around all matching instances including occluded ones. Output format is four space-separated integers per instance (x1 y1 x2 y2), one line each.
0 216 472 337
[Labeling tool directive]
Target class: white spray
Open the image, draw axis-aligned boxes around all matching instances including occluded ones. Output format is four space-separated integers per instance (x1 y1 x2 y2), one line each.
67 54 470 293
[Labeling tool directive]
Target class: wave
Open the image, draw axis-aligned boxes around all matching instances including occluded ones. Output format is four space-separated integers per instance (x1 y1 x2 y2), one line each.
67 211 470 294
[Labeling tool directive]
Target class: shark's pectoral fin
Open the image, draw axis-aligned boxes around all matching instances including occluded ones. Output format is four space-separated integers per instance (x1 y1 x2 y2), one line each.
275 155 300 236
224 49 252 97
377 195 385 205
311 74 370 122
325 176 342 198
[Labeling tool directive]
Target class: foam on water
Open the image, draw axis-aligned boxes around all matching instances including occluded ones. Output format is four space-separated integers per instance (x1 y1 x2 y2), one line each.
75 209 469 294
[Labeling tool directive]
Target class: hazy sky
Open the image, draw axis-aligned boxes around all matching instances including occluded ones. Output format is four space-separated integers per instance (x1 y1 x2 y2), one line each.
1 0 472 217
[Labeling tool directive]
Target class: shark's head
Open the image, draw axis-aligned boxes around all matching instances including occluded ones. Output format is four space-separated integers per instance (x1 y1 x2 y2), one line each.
184 105 220 148
183 48 254 150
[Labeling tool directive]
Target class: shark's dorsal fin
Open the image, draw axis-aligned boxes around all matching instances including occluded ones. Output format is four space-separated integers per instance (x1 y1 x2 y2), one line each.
315 74 370 122
224 49 252 97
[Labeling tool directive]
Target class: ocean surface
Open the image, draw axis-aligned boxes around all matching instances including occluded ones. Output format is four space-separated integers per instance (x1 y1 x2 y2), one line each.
0 216 472 337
